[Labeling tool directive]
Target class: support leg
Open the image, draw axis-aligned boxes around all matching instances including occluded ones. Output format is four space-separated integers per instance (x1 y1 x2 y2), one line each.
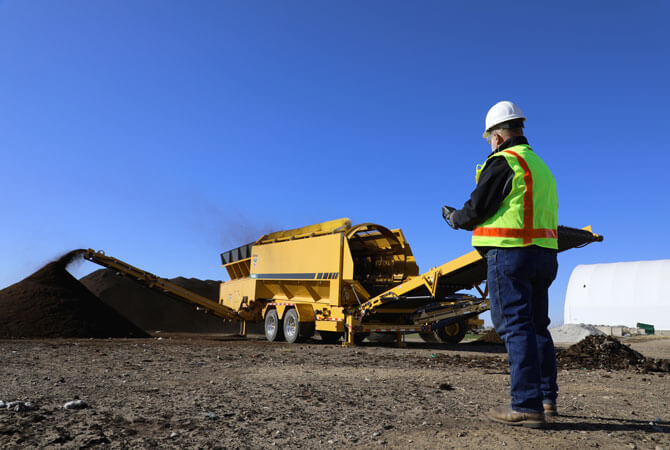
395 331 406 348
342 315 355 347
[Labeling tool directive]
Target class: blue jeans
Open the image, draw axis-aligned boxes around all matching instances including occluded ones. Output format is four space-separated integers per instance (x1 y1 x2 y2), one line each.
487 246 558 413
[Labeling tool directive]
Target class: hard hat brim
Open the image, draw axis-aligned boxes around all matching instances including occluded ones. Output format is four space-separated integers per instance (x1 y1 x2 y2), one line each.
482 116 526 138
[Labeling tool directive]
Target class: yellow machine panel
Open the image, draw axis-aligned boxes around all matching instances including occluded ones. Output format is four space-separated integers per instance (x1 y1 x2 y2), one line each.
250 233 344 306
220 278 258 312
257 218 351 244
251 233 343 280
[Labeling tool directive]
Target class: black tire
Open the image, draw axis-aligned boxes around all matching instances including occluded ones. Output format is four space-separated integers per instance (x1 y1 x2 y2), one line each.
283 309 314 343
319 331 343 344
435 320 468 344
264 309 284 342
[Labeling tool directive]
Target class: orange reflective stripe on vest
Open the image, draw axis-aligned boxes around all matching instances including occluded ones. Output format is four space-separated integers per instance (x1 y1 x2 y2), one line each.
472 227 557 242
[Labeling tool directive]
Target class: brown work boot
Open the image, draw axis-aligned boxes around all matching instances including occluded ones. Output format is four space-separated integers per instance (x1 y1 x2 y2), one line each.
543 403 558 417
487 406 546 428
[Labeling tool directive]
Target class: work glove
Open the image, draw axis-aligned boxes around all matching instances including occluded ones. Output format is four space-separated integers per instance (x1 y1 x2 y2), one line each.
442 205 458 229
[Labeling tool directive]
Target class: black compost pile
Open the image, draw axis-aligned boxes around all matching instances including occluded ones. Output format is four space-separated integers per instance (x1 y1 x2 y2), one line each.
0 251 147 338
80 269 264 334
471 328 504 345
557 335 670 373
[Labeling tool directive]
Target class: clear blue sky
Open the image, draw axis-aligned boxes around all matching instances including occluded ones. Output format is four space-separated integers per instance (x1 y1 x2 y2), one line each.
1 1 668 326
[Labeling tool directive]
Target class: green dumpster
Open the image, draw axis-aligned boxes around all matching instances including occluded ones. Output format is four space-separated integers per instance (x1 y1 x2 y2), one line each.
637 323 655 335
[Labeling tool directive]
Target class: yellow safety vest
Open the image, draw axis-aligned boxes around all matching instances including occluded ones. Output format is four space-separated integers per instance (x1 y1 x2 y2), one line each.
472 144 558 249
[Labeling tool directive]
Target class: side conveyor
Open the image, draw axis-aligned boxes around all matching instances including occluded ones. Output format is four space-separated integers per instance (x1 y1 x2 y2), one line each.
359 225 603 315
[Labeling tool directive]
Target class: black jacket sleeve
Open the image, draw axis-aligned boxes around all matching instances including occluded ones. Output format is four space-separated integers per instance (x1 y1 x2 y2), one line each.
451 156 515 231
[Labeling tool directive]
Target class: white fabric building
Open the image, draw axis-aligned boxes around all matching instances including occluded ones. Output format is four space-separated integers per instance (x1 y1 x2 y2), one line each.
564 260 670 330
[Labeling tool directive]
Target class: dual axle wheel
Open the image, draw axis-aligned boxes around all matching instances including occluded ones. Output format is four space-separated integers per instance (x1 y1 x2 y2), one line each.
264 309 366 344
264 309 314 343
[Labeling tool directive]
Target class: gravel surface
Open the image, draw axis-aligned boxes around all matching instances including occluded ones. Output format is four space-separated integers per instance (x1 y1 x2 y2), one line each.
1 336 669 449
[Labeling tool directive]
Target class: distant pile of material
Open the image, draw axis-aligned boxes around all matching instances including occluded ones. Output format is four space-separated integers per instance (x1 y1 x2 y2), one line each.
549 323 605 344
474 328 504 345
557 335 670 372
0 251 147 338
81 269 260 334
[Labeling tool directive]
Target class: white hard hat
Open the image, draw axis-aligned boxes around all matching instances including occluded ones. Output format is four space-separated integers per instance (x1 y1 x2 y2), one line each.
482 101 526 138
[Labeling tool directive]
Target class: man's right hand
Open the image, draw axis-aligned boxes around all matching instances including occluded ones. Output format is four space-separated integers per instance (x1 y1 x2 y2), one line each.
442 206 458 229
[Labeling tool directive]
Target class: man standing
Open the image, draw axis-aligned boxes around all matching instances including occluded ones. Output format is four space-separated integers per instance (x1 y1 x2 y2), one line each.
442 101 558 428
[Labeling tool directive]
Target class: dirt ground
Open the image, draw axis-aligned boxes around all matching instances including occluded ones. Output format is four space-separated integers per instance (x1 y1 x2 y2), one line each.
1 335 669 449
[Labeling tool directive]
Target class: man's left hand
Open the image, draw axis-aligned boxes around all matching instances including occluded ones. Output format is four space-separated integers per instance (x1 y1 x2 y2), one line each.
442 206 458 229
